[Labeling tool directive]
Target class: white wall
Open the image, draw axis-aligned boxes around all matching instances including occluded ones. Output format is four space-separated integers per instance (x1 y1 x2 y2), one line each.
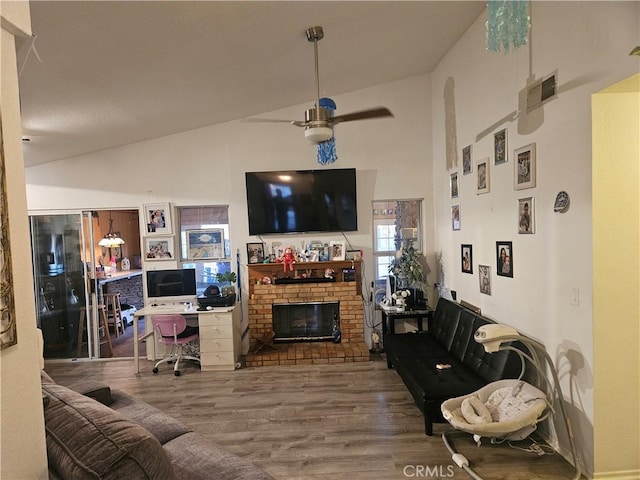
26 74 435 345
430 2 639 477
1 1 49 478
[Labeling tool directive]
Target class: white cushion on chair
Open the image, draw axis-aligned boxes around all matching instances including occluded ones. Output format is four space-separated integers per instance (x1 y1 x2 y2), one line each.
461 396 492 424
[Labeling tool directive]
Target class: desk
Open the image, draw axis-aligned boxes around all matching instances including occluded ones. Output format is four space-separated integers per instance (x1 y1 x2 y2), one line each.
379 303 432 336
133 304 240 374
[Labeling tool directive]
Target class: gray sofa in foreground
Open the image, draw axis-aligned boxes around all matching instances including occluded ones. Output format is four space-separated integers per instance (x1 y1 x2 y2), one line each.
41 372 274 480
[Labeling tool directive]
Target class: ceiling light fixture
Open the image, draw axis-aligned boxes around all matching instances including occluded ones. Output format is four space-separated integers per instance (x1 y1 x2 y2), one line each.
98 211 125 247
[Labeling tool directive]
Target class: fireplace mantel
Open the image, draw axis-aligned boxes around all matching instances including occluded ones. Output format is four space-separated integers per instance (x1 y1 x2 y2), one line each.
246 260 362 296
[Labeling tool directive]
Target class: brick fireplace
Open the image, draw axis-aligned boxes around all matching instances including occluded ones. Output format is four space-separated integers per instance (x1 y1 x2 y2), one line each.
246 279 369 366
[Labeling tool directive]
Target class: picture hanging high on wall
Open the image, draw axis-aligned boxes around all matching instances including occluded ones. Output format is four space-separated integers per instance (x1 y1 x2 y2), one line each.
463 145 473 175
476 157 490 194
494 128 508 165
514 143 536 190
143 203 172 235
450 172 459 198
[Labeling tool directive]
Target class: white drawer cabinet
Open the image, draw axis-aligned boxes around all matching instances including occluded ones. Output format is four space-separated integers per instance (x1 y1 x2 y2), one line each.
198 308 241 371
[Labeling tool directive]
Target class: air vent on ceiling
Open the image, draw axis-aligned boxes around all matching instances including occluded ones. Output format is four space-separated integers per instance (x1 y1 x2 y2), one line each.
526 71 557 113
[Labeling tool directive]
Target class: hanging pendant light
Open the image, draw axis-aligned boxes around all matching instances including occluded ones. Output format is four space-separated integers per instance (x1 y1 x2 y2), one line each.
98 211 125 247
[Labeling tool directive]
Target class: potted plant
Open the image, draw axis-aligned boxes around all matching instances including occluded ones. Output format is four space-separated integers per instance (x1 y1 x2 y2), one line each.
388 238 425 290
216 271 237 296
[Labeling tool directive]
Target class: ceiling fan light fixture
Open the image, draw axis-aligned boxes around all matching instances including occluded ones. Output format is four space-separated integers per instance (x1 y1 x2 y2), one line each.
304 106 333 143
305 126 333 144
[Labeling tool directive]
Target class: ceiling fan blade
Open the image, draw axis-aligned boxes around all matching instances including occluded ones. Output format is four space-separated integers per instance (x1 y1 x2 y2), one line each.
332 107 394 125
241 117 306 127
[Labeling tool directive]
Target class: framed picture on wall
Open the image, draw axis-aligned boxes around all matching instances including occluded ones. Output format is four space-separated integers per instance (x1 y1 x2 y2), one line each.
451 205 461 231
143 203 172 235
479 265 491 295
494 128 508 165
450 172 459 198
144 236 174 260
476 157 490 194
496 241 513 278
246 242 265 264
514 143 536 190
186 229 224 260
1 139 17 349
518 197 535 234
461 244 473 274
463 145 473 175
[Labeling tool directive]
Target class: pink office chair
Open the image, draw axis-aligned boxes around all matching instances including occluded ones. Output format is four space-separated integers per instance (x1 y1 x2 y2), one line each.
150 315 200 376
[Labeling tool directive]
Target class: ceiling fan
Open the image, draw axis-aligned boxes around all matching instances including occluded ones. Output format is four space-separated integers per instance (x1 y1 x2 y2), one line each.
243 26 393 144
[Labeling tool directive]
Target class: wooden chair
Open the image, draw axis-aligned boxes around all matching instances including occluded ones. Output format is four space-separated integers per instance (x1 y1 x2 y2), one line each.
76 305 113 357
103 292 125 337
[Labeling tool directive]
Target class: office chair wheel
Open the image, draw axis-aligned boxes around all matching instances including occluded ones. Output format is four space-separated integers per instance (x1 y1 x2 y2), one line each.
152 367 159 374
174 370 181 376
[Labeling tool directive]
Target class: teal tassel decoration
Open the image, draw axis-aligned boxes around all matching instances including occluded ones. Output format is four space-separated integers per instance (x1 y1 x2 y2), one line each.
487 0 530 53
317 97 338 165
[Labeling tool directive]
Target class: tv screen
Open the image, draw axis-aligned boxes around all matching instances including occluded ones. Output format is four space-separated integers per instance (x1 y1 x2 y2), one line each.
146 268 196 298
245 168 357 235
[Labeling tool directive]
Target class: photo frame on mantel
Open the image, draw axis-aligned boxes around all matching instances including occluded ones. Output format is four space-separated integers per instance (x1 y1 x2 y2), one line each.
330 241 345 261
247 242 265 264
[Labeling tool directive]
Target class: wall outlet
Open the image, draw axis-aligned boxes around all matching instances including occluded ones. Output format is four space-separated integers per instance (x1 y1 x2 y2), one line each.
570 287 580 306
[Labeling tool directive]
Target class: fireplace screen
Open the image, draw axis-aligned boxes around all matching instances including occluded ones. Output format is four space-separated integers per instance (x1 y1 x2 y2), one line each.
272 302 339 342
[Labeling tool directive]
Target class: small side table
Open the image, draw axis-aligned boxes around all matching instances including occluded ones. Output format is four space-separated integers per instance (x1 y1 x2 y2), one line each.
379 304 433 337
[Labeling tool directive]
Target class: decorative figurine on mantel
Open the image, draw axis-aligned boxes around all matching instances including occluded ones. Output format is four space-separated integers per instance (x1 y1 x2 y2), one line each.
280 246 296 272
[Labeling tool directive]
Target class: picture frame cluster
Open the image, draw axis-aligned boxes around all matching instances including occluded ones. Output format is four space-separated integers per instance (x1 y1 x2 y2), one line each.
142 203 174 261
450 128 538 235
451 129 541 295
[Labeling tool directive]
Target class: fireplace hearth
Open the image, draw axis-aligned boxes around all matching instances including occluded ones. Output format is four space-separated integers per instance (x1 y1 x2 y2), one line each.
272 302 340 343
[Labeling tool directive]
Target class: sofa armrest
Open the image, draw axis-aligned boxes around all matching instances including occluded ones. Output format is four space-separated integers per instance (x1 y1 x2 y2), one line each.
66 380 114 406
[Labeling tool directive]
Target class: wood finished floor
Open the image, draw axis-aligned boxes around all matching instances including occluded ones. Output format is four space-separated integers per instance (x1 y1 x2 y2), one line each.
45 359 580 480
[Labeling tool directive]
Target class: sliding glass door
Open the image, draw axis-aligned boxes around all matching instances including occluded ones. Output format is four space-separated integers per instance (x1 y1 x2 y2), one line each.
30 212 100 359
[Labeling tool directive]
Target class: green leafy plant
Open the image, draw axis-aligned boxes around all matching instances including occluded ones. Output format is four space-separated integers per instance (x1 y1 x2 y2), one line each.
388 239 425 289
216 271 237 284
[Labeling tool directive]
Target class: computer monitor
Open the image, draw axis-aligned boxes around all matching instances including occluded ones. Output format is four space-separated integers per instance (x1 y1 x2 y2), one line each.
146 268 197 304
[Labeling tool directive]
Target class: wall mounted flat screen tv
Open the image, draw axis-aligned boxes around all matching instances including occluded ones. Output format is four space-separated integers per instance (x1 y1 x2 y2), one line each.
146 268 196 299
245 168 357 235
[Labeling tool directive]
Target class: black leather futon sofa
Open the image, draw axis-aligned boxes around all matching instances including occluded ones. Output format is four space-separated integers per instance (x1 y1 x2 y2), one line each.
384 298 523 435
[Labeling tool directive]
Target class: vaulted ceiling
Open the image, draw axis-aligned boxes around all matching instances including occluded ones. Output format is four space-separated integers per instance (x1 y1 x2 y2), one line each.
18 1 485 167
